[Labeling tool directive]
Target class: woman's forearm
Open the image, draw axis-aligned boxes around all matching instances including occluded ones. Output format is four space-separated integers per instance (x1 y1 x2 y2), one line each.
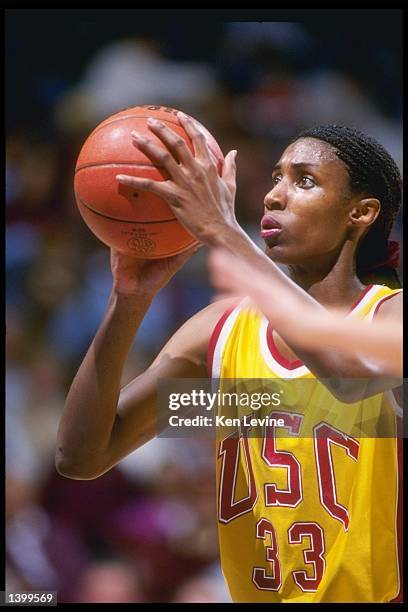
55 291 152 478
212 230 397 382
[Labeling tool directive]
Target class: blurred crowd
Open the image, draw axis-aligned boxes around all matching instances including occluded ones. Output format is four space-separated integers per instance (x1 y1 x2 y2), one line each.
6 16 402 603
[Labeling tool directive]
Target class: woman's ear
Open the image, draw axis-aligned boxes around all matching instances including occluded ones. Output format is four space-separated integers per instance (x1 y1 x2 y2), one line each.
349 197 381 229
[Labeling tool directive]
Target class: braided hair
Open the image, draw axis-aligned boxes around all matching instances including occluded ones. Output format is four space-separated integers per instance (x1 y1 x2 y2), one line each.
293 125 402 288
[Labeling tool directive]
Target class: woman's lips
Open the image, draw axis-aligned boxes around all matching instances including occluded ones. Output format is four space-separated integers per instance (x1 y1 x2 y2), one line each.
260 227 282 239
260 215 283 239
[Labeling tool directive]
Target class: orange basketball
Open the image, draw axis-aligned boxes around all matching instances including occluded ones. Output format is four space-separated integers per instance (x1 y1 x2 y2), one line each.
74 105 224 258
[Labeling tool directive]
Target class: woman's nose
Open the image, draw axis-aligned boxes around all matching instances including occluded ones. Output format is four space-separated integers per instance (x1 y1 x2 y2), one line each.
264 186 286 211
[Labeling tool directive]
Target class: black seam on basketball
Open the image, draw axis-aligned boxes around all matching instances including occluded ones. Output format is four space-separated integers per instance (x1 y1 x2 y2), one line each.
88 114 183 138
78 197 176 224
85 114 218 157
75 162 165 172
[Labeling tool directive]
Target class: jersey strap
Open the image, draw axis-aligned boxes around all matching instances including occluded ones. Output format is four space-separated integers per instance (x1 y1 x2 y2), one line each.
208 300 245 378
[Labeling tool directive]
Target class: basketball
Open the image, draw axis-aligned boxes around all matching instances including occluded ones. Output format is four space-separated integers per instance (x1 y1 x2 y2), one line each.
74 105 225 258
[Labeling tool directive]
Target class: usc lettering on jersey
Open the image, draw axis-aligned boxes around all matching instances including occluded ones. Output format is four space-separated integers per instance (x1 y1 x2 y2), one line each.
208 284 402 603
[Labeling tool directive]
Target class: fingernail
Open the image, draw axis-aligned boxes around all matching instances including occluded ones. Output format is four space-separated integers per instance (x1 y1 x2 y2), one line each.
147 117 160 126
131 131 145 142
116 174 129 182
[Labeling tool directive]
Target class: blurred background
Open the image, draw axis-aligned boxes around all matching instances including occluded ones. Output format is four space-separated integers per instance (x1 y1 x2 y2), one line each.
5 8 402 603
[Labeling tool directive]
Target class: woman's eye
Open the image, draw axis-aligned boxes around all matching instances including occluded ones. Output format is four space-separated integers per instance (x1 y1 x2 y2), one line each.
272 174 282 185
298 176 315 188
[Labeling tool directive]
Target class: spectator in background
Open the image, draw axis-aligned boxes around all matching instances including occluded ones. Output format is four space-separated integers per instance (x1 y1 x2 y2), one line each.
77 559 144 603
54 37 218 134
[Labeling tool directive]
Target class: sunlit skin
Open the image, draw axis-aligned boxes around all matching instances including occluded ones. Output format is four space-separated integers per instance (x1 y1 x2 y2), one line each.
263 139 351 263
262 139 377 305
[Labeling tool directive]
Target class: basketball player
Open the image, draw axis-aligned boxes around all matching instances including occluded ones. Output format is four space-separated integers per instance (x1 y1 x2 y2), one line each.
56 118 403 603
208 248 402 377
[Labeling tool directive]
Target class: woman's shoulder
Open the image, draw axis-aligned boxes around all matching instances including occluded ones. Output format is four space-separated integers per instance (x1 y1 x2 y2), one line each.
372 287 402 321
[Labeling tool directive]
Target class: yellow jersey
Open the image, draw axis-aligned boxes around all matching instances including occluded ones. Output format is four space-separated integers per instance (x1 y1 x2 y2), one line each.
208 284 402 603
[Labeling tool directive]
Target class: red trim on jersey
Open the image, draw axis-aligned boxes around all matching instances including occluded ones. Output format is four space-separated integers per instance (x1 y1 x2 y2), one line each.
371 290 402 319
266 326 303 370
265 285 374 371
207 304 237 377
348 283 373 312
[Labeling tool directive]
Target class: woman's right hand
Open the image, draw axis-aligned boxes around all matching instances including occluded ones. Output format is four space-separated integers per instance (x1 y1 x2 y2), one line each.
110 244 201 299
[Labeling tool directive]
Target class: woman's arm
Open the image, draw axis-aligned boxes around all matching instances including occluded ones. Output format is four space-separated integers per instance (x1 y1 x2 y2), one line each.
209 248 402 378
56 244 233 480
116 114 401 395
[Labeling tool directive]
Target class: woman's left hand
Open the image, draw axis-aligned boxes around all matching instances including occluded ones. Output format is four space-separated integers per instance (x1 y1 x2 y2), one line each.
116 112 239 246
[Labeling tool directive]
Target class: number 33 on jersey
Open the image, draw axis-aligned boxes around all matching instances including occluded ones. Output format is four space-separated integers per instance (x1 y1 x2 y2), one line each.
210 286 402 603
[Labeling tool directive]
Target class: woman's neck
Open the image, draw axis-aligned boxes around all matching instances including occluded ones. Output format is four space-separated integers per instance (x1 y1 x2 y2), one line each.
285 243 367 310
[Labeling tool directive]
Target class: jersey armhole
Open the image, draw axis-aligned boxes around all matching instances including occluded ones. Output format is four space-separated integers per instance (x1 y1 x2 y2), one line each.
207 305 237 378
370 289 402 320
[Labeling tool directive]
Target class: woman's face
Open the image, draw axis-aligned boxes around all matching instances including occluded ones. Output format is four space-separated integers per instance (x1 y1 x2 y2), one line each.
261 137 355 266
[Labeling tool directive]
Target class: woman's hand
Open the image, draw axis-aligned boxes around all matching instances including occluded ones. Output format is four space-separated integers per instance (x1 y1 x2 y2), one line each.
116 112 239 246
111 244 200 299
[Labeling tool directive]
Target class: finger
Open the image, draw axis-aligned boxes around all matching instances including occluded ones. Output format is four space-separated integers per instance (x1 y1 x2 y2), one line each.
145 118 195 167
222 150 237 181
177 112 215 165
210 249 264 299
131 132 184 182
209 248 243 277
222 150 238 195
211 291 244 303
208 248 234 270
208 249 241 292
116 174 181 205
